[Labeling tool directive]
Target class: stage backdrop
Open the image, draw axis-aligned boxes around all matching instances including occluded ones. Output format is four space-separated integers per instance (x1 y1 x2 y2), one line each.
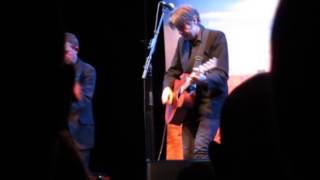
163 0 279 90
162 0 279 159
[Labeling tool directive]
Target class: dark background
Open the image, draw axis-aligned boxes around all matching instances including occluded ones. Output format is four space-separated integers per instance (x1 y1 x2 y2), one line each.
60 0 166 179
6 1 316 179
3 0 167 179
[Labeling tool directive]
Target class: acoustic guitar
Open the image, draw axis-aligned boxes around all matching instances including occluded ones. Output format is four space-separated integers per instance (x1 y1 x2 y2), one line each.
165 58 218 124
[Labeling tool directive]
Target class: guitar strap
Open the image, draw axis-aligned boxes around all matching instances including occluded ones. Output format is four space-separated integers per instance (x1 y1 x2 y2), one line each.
188 29 210 70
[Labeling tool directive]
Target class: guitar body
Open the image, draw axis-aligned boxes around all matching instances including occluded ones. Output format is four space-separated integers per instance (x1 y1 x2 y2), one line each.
165 73 196 124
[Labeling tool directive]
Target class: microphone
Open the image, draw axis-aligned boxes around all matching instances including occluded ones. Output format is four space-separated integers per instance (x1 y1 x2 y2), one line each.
160 1 175 10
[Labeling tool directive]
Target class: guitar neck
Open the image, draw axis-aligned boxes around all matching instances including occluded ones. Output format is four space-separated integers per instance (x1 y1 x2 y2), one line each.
177 57 217 94
179 78 192 94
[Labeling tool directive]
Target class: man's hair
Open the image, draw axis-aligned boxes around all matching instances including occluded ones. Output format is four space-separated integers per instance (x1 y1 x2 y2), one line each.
65 32 79 50
169 5 200 29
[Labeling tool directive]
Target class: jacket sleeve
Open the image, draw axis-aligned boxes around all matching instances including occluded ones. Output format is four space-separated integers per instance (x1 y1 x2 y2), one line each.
200 31 229 95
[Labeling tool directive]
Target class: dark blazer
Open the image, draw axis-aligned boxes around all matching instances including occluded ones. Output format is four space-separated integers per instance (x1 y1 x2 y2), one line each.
68 58 96 149
71 58 96 125
163 27 229 123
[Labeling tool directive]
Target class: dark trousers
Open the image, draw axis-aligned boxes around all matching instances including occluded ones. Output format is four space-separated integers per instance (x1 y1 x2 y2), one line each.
182 118 219 160
68 116 94 174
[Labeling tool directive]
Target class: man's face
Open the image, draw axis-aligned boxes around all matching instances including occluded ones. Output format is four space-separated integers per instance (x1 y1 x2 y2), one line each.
64 42 78 64
176 22 197 40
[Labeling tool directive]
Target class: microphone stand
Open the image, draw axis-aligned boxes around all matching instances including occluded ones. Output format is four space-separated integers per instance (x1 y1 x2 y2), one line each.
142 5 166 162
